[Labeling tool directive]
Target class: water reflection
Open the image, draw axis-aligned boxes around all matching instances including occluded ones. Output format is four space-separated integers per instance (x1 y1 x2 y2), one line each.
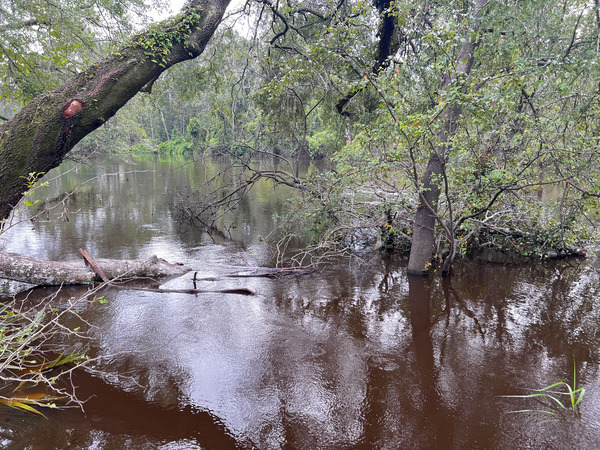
1 156 600 448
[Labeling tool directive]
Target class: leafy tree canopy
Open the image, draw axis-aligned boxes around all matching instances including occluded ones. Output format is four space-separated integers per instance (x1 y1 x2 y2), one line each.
0 0 168 103
3 0 600 270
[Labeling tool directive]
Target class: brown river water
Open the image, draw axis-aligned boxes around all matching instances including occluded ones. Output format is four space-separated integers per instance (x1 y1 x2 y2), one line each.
1 155 600 449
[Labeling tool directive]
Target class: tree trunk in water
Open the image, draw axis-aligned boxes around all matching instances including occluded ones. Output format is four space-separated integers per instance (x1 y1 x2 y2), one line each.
407 0 487 276
0 251 190 286
407 152 444 275
0 0 231 220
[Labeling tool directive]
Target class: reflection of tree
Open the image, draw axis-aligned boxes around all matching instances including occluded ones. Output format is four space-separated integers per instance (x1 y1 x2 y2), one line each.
524 262 600 366
407 275 456 445
440 277 485 340
451 259 600 368
14 244 598 447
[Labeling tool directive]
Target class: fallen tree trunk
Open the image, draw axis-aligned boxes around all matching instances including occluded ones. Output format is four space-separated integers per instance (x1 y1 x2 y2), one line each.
0 251 191 286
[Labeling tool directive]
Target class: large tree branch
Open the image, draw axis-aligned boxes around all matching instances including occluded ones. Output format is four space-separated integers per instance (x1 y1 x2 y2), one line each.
0 18 46 32
336 0 400 118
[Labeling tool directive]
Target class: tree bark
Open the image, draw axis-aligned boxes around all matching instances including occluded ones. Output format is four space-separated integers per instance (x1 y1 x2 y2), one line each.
336 0 401 117
0 0 231 220
407 150 445 275
407 0 488 276
0 251 191 286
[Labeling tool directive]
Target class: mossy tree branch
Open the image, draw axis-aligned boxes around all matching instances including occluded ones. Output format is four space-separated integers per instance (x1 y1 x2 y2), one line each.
0 0 231 220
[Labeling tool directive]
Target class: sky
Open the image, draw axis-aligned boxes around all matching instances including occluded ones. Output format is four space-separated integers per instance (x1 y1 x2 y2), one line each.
154 0 247 21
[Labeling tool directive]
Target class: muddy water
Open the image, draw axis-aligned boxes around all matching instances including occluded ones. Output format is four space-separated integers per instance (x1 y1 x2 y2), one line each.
1 155 600 449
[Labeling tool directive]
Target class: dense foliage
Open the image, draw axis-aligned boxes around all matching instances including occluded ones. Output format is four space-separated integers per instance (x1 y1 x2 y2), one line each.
4 0 600 268
134 0 598 267
0 0 168 107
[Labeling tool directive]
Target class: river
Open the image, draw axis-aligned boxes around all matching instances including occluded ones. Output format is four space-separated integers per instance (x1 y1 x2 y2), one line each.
1 155 600 448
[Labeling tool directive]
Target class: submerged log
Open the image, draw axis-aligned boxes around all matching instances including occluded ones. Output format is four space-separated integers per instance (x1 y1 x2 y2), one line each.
0 251 191 286
192 267 316 281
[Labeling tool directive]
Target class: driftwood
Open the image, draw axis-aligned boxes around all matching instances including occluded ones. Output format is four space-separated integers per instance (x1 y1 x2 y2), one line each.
77 249 253 295
0 250 191 286
79 248 110 282
0 250 313 296
110 284 255 296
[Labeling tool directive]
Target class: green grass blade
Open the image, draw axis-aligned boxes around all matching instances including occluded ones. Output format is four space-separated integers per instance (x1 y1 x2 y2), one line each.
545 394 568 410
502 360 585 421
538 382 569 391
574 388 585 408
507 409 556 415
